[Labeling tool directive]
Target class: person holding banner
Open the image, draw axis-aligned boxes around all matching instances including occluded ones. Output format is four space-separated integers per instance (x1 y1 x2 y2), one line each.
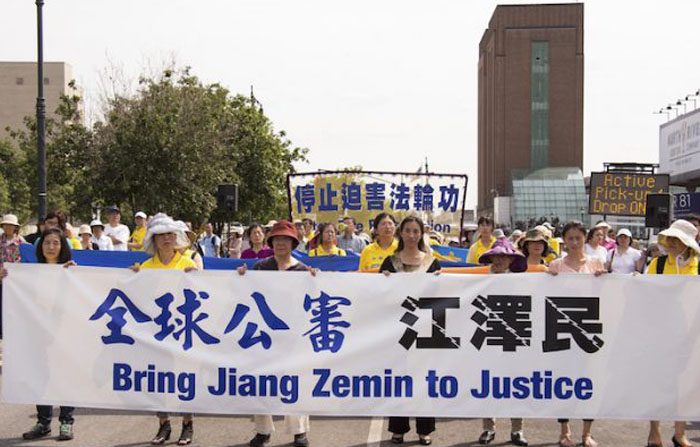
237 220 313 447
380 216 439 445
3 227 78 441
645 219 700 447
606 229 643 274
466 217 496 265
308 223 346 257
477 238 529 446
129 214 198 445
547 221 605 447
359 213 398 271
241 223 274 259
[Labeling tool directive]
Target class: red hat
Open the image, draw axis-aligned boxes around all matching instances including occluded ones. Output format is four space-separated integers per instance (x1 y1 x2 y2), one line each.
266 220 300 249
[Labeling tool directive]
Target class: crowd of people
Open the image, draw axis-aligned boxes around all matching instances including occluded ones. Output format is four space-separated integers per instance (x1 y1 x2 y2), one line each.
1 206 700 447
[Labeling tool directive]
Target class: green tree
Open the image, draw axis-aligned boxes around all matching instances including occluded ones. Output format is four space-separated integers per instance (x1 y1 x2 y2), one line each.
93 67 307 224
5 83 91 222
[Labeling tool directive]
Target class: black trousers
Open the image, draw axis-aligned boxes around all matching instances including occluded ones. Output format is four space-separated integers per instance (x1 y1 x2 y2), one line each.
37 405 75 426
388 417 435 436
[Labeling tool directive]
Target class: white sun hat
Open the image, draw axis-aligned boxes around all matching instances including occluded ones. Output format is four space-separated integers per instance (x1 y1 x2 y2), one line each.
658 219 700 255
142 213 190 255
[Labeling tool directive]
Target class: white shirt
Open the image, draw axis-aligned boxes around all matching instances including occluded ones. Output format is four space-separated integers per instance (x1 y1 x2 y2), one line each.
104 224 130 251
584 243 608 264
199 234 221 257
91 234 114 251
607 247 642 274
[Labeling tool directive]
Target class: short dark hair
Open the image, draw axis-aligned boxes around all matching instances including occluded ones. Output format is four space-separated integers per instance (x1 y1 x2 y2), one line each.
302 218 314 225
522 239 550 258
245 223 264 239
372 212 396 231
477 216 494 227
562 221 587 239
586 227 603 243
396 216 428 253
45 210 67 232
36 227 73 264
316 222 338 245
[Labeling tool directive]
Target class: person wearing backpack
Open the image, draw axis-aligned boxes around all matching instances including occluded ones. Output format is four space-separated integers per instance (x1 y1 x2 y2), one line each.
644 219 700 447
199 223 221 257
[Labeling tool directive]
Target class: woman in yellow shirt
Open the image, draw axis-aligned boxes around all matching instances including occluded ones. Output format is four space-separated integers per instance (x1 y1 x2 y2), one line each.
308 223 346 257
645 219 699 447
359 213 398 271
130 214 197 445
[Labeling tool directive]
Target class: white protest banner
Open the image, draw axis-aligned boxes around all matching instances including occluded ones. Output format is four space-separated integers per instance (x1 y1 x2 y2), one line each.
3 263 700 420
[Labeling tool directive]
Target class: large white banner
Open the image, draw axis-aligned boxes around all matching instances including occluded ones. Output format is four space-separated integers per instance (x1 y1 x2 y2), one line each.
3 263 700 420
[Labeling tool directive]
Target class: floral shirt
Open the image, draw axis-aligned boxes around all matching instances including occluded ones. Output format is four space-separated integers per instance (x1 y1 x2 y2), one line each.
1 233 25 266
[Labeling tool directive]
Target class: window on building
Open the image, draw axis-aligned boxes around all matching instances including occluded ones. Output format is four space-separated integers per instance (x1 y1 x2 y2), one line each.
16 77 24 85
43 77 50 85
531 41 549 171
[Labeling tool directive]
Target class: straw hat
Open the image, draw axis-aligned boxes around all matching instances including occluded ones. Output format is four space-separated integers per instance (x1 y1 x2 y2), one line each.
534 225 552 239
479 239 527 272
517 229 551 255
658 219 700 255
142 213 190 255
1 214 20 227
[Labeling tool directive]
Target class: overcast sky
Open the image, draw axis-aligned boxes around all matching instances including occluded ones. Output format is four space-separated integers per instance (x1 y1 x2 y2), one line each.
3 0 698 208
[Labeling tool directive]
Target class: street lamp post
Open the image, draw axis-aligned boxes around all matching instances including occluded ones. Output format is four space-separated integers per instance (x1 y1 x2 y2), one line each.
36 0 47 220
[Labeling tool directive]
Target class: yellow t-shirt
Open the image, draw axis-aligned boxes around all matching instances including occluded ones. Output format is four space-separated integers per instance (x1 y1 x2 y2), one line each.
309 245 347 257
140 251 197 270
646 255 699 275
548 238 560 255
69 237 81 250
466 236 496 264
359 239 399 271
130 226 147 251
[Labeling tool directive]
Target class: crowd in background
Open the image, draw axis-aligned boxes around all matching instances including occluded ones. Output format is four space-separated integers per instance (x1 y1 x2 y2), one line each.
1 207 700 447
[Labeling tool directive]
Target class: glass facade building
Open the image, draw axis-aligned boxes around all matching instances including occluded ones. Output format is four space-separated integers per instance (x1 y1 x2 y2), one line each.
512 167 588 223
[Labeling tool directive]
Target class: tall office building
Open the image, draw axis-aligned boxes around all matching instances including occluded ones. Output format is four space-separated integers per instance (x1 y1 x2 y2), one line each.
477 4 584 215
0 62 78 137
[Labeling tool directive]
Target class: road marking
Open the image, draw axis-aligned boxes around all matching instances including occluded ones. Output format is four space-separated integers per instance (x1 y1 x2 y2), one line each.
366 417 384 446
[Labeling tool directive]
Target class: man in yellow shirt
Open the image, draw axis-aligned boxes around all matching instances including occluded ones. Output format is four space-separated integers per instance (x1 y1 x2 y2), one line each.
128 211 147 251
466 217 496 265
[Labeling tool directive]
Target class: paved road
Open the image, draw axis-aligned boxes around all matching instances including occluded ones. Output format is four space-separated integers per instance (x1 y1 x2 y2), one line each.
2 399 700 446
1 343 699 447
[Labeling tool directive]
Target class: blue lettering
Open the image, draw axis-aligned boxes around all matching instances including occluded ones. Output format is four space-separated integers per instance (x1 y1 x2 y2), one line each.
575 378 593 400
113 363 132 391
332 375 351 397
312 368 331 397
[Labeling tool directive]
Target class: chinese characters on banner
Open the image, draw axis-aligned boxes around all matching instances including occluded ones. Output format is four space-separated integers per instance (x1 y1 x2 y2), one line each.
288 171 468 237
4 264 700 420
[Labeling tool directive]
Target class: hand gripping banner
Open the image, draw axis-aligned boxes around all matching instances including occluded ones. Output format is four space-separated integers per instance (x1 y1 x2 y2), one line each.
3 263 700 420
